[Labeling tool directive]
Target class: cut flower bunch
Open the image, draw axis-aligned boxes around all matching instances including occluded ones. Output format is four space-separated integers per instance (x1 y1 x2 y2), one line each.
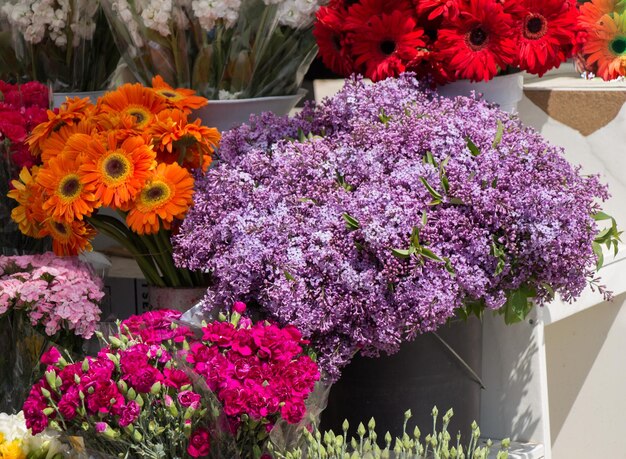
24 305 321 458
7 78 220 288
577 0 626 80
101 0 324 99
0 0 119 91
0 253 103 414
174 74 618 380
0 80 49 253
0 411 69 459
314 0 581 83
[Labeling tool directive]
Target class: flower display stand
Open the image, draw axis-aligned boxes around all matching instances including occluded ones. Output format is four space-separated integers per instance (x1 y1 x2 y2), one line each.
479 66 626 459
313 72 626 459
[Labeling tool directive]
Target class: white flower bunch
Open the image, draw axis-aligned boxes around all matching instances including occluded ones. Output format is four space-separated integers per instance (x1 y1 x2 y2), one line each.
108 0 144 47
275 0 322 28
0 0 99 47
0 411 69 459
192 0 242 31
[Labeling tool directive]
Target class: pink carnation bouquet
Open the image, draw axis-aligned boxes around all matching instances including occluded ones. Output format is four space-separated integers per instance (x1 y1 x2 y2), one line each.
0 253 103 339
24 305 321 458
0 252 103 414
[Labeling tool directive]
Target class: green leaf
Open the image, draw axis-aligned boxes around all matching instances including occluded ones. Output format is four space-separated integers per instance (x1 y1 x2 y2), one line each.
421 211 428 226
593 242 604 269
419 177 443 200
421 247 444 263
391 248 412 259
593 211 613 222
541 282 555 301
492 120 504 148
502 286 536 325
448 197 464 205
424 151 437 167
335 171 354 192
297 127 306 142
284 270 296 282
411 226 420 247
466 138 481 157
378 109 392 125
342 213 360 231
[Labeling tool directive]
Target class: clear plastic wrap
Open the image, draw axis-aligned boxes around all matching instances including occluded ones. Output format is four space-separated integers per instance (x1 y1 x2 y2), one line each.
0 1 119 91
100 0 321 99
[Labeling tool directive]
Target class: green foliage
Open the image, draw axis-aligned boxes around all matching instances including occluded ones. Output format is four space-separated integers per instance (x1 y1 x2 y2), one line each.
268 407 509 459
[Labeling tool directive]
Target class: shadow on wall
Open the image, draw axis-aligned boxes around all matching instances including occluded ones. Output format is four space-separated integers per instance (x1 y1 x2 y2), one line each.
480 309 545 444
545 296 622 451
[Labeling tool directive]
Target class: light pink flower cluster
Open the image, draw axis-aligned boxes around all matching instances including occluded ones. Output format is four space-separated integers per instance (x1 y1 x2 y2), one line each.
0 253 103 338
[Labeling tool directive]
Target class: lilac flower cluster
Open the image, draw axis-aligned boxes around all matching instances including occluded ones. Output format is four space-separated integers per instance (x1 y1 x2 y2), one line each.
174 75 609 380
0 253 103 338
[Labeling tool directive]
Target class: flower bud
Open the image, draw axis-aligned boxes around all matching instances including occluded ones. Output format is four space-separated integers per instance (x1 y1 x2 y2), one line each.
150 381 162 395
45 371 57 390
368 417 376 431
357 422 366 436
43 408 55 416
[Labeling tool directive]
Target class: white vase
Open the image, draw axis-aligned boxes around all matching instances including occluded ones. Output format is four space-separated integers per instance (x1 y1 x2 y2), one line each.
192 89 307 132
52 90 106 109
436 73 524 114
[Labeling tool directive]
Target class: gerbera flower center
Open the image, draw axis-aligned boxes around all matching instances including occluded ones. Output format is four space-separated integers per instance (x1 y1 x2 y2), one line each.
58 174 82 200
53 221 68 236
524 14 548 40
102 153 131 182
610 36 626 55
157 90 182 101
468 27 488 50
379 39 397 56
125 106 152 128
140 181 171 207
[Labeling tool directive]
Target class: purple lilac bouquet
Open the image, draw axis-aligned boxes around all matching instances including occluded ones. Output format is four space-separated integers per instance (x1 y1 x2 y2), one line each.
0 253 103 338
173 74 613 380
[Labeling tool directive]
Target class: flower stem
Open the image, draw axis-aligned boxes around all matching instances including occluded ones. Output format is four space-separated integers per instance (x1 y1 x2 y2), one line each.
88 215 165 287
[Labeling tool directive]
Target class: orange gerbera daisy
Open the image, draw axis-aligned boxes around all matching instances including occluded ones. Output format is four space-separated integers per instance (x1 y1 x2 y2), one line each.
126 162 194 235
149 109 220 171
7 167 46 238
80 134 157 209
579 0 626 30
151 76 208 113
40 218 96 256
583 12 626 80
37 154 99 222
98 83 168 131
40 121 98 163
28 97 96 157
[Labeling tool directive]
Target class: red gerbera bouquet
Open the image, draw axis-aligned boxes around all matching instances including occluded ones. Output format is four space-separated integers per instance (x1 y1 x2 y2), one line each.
314 0 580 83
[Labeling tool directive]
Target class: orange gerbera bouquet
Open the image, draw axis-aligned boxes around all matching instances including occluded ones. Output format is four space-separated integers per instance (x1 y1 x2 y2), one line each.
7 77 220 288
577 0 626 80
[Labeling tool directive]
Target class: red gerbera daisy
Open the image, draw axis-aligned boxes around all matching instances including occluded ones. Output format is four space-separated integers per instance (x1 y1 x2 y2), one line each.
351 10 426 81
414 0 460 22
345 0 414 26
510 0 579 76
435 0 517 82
314 6 355 76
